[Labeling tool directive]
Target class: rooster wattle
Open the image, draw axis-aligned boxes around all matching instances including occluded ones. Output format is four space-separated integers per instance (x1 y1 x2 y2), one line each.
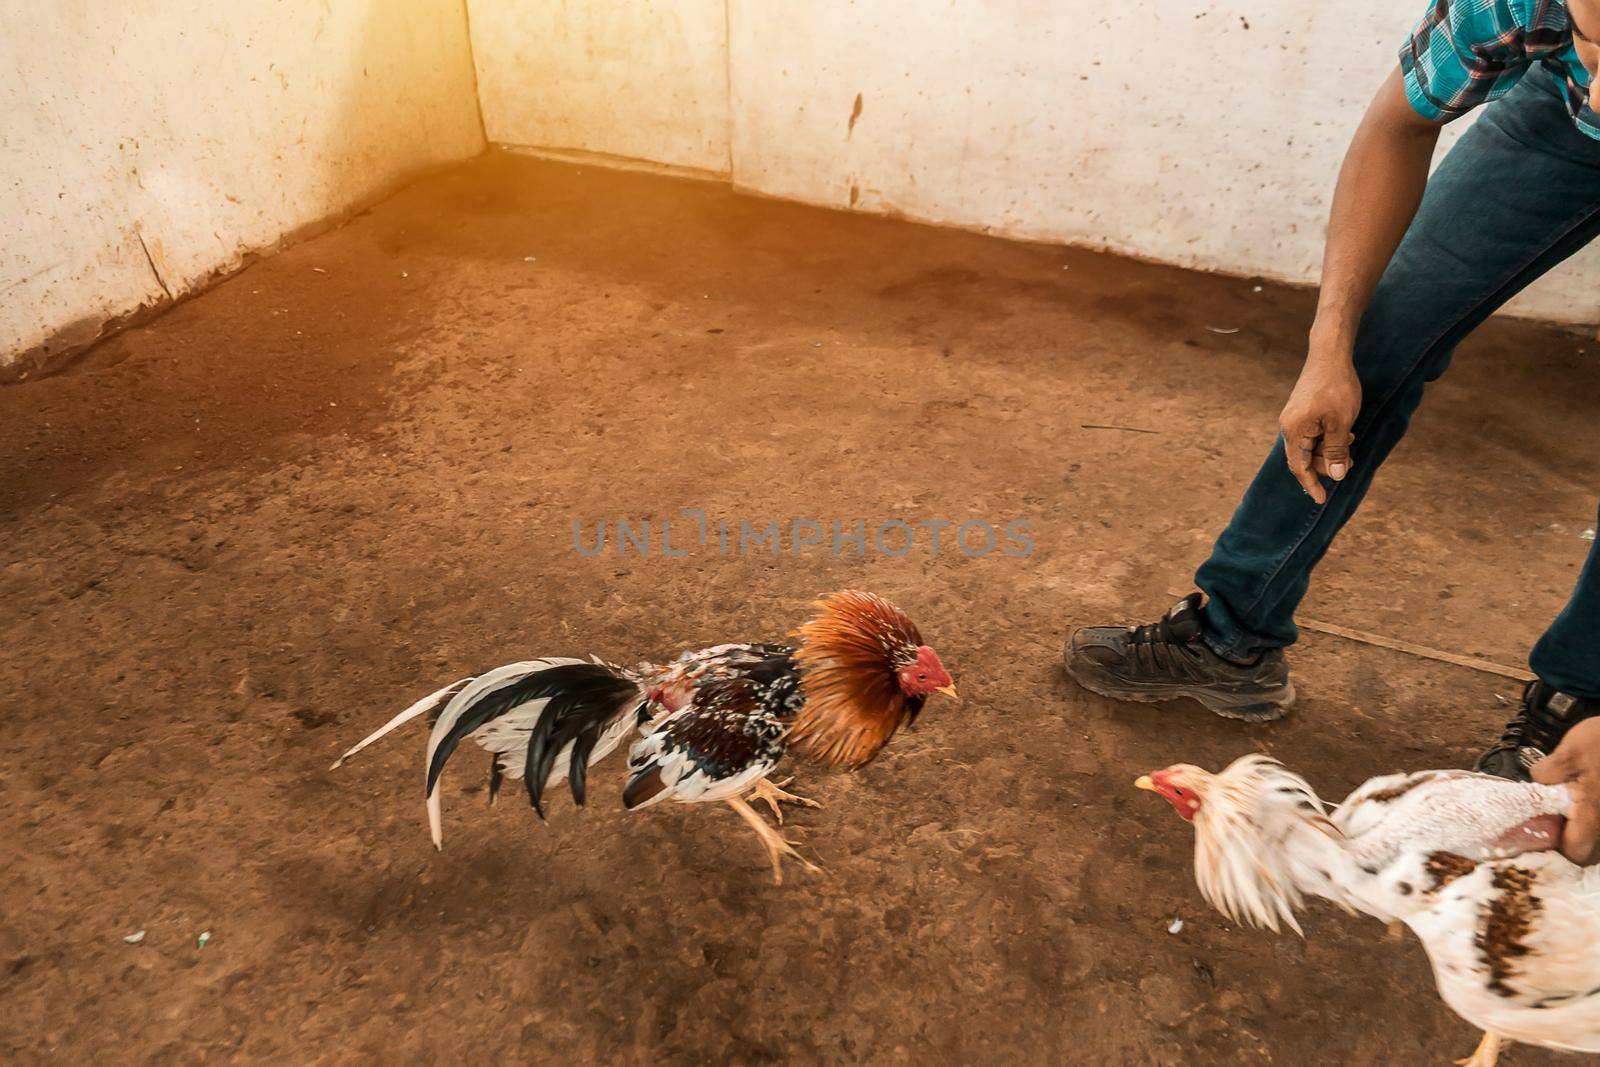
332 591 955 882
1138 755 1600 1066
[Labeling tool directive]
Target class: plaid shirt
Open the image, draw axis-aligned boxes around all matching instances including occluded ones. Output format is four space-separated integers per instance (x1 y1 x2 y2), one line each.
1400 0 1600 139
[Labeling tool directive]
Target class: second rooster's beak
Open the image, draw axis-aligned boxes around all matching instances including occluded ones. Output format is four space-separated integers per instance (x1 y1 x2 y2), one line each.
1134 775 1156 791
936 684 959 699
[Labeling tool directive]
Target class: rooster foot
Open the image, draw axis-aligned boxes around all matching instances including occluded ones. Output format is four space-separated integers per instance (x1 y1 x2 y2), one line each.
1455 1032 1505 1067
747 776 821 825
725 796 824 885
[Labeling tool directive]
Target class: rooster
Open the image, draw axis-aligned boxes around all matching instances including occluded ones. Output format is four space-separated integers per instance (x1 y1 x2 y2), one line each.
1137 755 1600 1066
332 591 956 882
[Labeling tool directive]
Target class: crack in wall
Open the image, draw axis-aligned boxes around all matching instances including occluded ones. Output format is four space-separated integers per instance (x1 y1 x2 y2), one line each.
133 227 174 303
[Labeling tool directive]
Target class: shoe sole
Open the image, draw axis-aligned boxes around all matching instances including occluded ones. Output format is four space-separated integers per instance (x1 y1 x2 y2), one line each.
1066 663 1294 724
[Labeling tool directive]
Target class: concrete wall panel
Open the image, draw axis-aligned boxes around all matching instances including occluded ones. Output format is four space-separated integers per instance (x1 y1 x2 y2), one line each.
1 1 484 374
470 0 730 174
727 0 1600 325
465 0 1600 326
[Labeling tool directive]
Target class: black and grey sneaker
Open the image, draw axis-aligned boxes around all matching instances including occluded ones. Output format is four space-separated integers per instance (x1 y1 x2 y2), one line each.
1475 680 1599 782
1064 593 1294 722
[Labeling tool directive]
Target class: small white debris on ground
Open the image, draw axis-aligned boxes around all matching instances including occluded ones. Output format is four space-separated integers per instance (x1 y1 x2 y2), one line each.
122 930 146 945
197 930 211 949
1205 326 1240 334
1583 529 1596 542
1167 917 1184 934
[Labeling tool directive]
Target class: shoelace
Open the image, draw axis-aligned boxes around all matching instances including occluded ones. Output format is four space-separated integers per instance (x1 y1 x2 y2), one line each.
1128 618 1182 647
1489 681 1561 754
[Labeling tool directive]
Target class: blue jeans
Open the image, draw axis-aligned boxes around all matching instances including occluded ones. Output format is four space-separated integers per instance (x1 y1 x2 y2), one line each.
1196 66 1600 701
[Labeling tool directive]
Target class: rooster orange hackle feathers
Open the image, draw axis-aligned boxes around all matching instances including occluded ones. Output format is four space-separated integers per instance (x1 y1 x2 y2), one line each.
787 590 955 768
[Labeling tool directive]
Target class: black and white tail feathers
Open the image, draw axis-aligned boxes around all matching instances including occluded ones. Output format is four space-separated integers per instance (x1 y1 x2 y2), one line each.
331 657 647 848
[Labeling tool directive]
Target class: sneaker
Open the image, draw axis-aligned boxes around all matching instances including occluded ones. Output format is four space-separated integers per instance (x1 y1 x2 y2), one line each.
1475 680 1599 782
1064 593 1294 722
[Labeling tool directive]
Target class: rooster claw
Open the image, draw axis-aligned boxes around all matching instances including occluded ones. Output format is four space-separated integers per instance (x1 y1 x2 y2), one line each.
748 776 822 825
726 795 825 884
766 840 825 886
1455 1032 1505 1067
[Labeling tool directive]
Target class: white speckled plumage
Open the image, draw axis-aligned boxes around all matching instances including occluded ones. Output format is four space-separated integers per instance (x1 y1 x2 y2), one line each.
1159 755 1600 1058
1333 769 1572 866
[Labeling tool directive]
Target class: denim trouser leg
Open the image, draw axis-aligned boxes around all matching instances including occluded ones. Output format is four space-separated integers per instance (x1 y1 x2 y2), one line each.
1529 504 1600 700
1195 68 1600 698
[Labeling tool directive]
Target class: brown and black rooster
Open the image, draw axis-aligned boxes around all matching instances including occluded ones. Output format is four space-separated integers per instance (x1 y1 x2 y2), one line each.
332 591 956 882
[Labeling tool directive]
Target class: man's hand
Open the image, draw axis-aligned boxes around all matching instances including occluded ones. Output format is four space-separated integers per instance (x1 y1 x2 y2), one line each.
1532 717 1600 866
1280 66 1438 507
1278 350 1362 505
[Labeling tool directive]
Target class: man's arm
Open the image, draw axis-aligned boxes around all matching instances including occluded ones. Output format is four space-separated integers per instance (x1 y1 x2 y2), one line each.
1533 718 1600 866
1280 67 1442 503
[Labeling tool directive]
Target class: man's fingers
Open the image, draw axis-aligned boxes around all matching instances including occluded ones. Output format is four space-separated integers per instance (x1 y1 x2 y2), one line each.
1312 451 1349 479
1532 718 1600 783
1531 719 1600 864
1283 432 1326 504
1315 431 1355 481
1531 745 1576 785
1560 791 1600 866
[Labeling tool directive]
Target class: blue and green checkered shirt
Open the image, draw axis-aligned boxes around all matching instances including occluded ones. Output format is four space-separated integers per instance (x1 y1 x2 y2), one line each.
1400 0 1600 139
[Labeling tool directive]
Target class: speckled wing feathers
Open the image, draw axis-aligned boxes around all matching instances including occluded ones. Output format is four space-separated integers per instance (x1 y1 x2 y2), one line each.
625 645 802 808
1394 852 1600 1052
1310 768 1599 1052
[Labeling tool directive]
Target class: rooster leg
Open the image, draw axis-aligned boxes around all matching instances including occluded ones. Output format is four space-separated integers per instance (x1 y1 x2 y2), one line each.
1454 1032 1505 1067
724 796 822 885
747 776 821 825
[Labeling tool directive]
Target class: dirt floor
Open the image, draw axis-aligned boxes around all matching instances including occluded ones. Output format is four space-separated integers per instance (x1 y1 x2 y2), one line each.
4 150 1598 1066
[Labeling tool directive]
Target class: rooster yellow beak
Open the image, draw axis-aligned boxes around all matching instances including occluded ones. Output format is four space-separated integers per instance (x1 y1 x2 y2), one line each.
936 684 959 699
1134 775 1156 792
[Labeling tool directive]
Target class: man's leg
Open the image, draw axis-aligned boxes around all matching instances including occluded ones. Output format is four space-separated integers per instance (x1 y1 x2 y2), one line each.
1530 510 1600 701
1198 69 1600 661
1067 68 1600 721
1478 505 1600 778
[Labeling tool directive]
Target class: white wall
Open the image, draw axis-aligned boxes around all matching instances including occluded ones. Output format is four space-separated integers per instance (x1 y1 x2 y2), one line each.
1 2 485 375
8 0 1592 370
468 0 1600 327
470 1 729 175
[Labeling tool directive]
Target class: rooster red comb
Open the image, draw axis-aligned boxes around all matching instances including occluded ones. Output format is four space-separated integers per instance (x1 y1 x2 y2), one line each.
787 590 950 768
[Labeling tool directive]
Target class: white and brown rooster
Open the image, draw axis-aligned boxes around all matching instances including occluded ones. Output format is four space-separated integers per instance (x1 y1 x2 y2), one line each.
332 591 956 882
1138 755 1600 1066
